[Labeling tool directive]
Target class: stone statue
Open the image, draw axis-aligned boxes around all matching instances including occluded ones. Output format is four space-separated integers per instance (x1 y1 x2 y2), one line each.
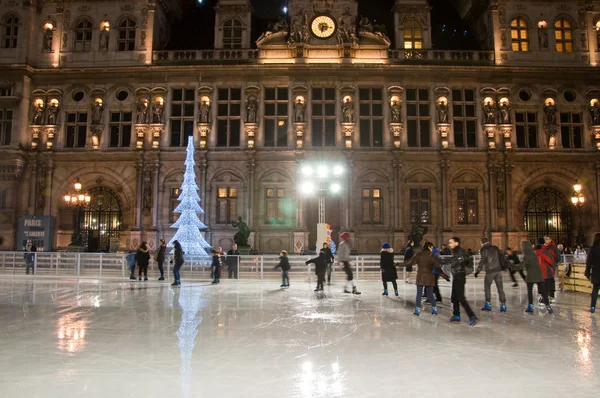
390 100 401 123
231 216 250 247
499 102 511 124
47 102 59 125
42 31 52 52
246 96 258 123
258 17 289 42
483 101 496 124
543 102 557 126
591 102 600 126
408 219 428 248
538 27 548 49
437 100 448 124
337 8 357 45
99 27 109 51
342 98 354 123
136 101 149 124
91 101 104 125
32 102 45 125
294 98 305 123
289 10 308 44
359 16 374 33
152 102 164 123
199 100 210 123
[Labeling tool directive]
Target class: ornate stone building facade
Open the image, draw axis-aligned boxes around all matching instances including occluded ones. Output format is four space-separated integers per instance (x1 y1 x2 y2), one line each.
0 0 599 253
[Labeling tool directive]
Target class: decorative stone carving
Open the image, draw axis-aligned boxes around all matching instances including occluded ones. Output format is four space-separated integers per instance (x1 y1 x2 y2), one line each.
142 165 153 216
46 100 59 125
543 99 557 129
341 96 354 123
199 97 210 123
245 95 258 123
91 99 104 125
289 9 309 45
436 98 448 124
136 99 149 124
499 100 511 124
294 97 306 123
390 99 401 123
337 8 357 45
390 123 403 149
483 99 496 124
42 30 53 52
99 27 109 50
590 99 600 126
152 99 164 124
91 126 102 149
32 100 45 125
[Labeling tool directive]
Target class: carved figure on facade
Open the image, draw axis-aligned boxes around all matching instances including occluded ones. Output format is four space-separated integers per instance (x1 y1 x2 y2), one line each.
136 100 149 124
499 101 511 124
199 98 211 123
231 216 250 247
436 98 448 124
543 101 557 127
47 101 59 125
538 26 548 49
390 99 402 123
342 96 354 123
495 164 505 214
359 15 389 42
142 167 152 216
289 10 309 45
337 8 357 45
483 100 496 124
590 100 600 126
32 101 45 125
258 16 289 42
42 30 52 52
246 96 258 123
99 26 109 51
91 100 104 125
294 97 306 122
152 101 164 124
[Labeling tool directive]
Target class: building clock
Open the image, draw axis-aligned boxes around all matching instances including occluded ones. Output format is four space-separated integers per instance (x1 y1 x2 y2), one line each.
310 15 337 39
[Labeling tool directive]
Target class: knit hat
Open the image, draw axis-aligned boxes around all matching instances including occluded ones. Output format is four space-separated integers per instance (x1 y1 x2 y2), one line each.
537 237 545 246
382 242 391 249
340 232 350 240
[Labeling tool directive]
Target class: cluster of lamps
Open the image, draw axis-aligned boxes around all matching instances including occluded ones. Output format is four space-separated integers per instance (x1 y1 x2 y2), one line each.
63 178 91 206
299 163 345 195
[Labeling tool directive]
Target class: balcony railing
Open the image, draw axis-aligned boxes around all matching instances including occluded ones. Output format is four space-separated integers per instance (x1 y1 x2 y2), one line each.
153 49 259 64
388 49 495 64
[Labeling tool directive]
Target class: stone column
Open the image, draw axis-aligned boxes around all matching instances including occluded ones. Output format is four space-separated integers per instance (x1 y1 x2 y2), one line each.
487 158 496 233
587 9 597 66
144 5 156 65
504 158 514 237
246 156 256 226
490 3 503 65
392 158 403 229
28 162 37 214
152 160 160 229
346 160 354 230
44 159 54 215
134 160 143 229
18 77 31 146
440 158 450 231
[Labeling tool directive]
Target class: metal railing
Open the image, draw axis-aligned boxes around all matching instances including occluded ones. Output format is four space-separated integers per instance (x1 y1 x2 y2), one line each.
1 252 585 281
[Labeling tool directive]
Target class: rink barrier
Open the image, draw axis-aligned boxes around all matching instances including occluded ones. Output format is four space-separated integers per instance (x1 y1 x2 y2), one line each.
0 252 584 282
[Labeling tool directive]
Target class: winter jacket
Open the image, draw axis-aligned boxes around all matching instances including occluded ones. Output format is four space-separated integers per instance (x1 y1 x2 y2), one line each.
157 244 166 263
23 245 37 262
507 252 521 268
447 246 473 277
440 248 452 256
337 241 351 262
522 241 544 283
135 247 150 266
380 249 398 281
173 244 184 267
321 247 335 264
226 249 240 267
126 252 136 269
211 254 221 268
402 251 449 286
534 248 555 279
404 246 415 261
585 243 600 284
275 256 291 271
306 254 327 275
543 241 562 268
476 243 503 274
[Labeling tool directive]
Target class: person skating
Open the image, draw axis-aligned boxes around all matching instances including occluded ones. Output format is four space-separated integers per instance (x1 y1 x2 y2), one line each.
23 240 36 275
505 247 525 287
534 238 555 306
226 244 240 279
211 249 221 284
321 243 335 285
474 237 507 312
521 240 552 313
445 237 478 326
427 246 444 303
126 250 137 280
403 240 415 283
306 251 327 292
585 233 600 313
337 232 361 294
401 242 450 316
379 243 398 296
274 250 291 287
171 240 184 287
135 242 150 281
156 239 166 281
542 235 561 302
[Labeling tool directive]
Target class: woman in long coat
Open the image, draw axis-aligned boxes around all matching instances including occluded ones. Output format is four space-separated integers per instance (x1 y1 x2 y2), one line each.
380 243 398 296
400 241 449 316
585 233 600 313
521 240 552 313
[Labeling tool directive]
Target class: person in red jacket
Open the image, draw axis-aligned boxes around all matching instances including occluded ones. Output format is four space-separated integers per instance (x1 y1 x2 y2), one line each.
542 236 561 302
535 238 555 306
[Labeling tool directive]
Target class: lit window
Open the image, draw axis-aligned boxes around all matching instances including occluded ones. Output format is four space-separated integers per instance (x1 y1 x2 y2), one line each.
457 188 478 225
403 19 423 50
362 188 382 224
554 18 573 52
217 187 237 224
510 17 529 51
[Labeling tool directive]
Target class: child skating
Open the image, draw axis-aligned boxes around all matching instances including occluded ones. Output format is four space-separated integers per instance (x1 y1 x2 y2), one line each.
306 251 327 292
380 243 398 296
274 250 291 287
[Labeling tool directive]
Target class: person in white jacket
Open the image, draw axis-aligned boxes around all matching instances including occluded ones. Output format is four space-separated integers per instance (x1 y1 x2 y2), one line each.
337 232 361 294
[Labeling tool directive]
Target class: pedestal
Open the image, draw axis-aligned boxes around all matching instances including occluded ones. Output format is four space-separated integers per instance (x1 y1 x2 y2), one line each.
293 122 306 149
197 123 210 149
293 231 308 254
341 122 355 148
499 124 513 149
484 124 497 149
592 125 600 150
436 123 451 149
389 123 403 149
244 122 258 149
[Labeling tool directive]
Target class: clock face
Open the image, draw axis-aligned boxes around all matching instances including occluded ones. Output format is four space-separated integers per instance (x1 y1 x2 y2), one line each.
311 15 337 39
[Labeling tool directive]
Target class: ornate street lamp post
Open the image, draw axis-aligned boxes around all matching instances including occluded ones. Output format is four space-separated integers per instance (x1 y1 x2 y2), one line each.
571 181 586 245
63 178 91 246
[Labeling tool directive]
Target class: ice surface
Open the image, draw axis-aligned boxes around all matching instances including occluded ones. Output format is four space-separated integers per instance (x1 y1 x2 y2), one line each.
0 276 598 397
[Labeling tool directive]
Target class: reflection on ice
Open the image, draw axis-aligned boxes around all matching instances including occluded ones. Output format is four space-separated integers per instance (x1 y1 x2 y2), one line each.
297 360 345 397
56 311 87 353
177 287 203 397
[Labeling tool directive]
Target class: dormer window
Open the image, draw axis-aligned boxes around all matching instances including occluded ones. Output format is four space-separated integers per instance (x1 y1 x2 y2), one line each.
223 19 243 49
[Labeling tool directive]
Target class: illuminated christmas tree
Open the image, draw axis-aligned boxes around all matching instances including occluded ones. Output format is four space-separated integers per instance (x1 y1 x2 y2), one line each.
168 140 211 256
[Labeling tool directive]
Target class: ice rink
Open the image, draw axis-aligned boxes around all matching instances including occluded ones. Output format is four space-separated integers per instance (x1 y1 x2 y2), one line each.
0 275 598 398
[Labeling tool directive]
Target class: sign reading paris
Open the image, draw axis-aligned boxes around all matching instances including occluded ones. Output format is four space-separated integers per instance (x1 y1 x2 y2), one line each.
17 216 54 251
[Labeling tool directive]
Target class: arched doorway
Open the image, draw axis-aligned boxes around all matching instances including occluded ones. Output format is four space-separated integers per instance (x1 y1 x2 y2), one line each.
81 187 122 252
524 187 572 246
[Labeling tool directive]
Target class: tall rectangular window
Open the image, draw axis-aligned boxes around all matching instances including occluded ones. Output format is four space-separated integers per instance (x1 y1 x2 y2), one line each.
359 88 384 147
362 188 382 224
170 88 195 147
560 112 583 149
65 112 88 148
457 188 478 225
0 109 12 145
217 187 237 224
311 87 336 147
170 187 180 223
109 112 132 147
2 15 19 49
406 88 431 147
217 87 241 147
264 87 288 147
452 89 477 147
410 188 430 225
515 112 538 148
265 188 286 225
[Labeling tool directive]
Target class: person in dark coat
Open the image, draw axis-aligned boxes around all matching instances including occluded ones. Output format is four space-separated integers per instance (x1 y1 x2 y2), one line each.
542 236 561 301
135 242 150 281
23 240 37 275
403 240 415 283
475 237 507 312
211 249 221 284
535 237 556 304
126 251 137 280
274 250 291 287
506 247 525 287
585 233 600 313
226 244 240 279
380 243 398 296
306 251 327 292
401 241 450 316
522 240 552 313
171 240 184 287
321 243 335 284
444 237 478 326
156 239 166 281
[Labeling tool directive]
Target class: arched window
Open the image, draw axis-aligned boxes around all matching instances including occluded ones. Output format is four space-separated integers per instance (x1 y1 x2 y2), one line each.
74 19 92 52
2 14 19 49
81 187 122 252
117 18 136 51
403 19 423 49
554 18 573 52
524 187 572 247
223 19 242 49
510 17 529 51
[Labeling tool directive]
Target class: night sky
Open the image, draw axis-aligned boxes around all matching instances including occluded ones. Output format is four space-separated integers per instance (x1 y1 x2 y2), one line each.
166 0 480 50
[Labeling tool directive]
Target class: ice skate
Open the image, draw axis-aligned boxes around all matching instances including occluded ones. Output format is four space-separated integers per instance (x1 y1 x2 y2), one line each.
382 290 388 296
512 283 518 288
352 287 361 295
449 315 461 323
130 275 136 280
394 291 399 297
144 277 148 282
413 307 421 316
158 276 164 281
481 302 492 311
431 307 438 315
547 306 553 314
590 306 596 314
469 316 479 326
525 304 534 313
500 304 506 312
